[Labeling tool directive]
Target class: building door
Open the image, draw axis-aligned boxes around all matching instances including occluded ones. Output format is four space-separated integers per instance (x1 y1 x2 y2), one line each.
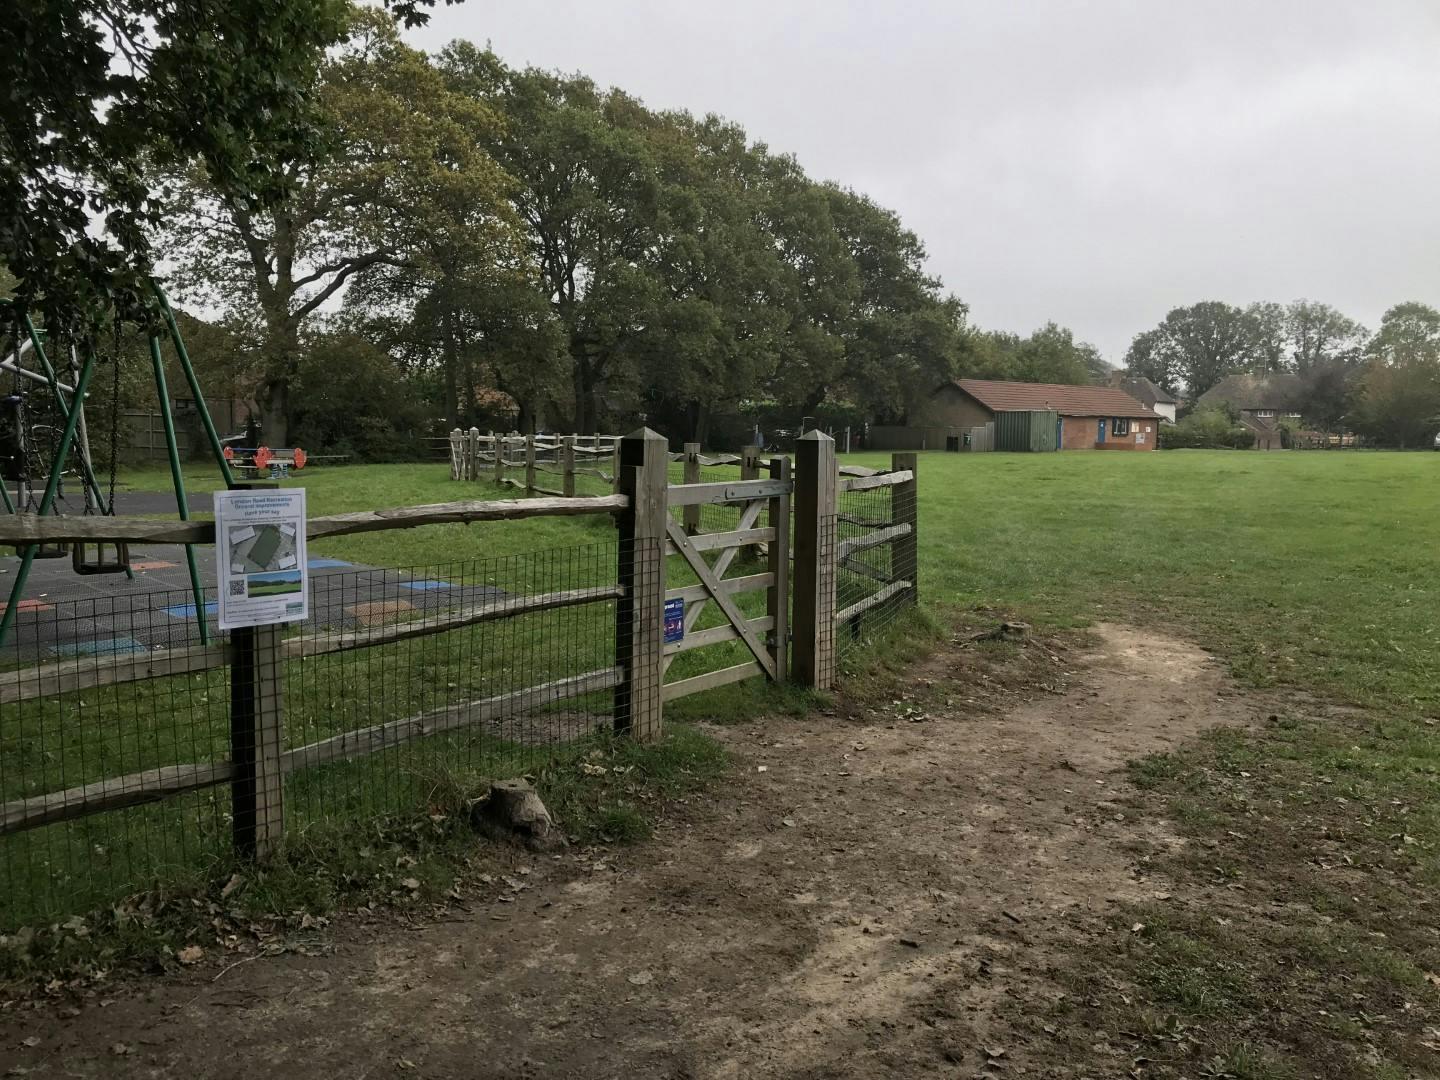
945 436 960 452
1096 419 1106 444
1056 417 1063 449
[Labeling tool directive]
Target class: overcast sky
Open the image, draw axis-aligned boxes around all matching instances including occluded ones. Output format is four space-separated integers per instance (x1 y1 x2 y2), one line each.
405 1 1440 362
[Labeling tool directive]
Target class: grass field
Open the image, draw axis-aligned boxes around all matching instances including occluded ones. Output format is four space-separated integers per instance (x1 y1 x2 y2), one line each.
15 448 1440 1043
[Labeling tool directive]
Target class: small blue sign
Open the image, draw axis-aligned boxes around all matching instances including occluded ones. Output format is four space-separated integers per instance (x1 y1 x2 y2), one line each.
663 597 685 643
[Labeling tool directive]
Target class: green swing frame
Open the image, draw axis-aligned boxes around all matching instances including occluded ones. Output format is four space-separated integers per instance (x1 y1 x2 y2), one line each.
0 283 237 650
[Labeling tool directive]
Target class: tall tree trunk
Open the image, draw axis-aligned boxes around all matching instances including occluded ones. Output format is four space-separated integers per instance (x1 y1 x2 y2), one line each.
259 309 299 446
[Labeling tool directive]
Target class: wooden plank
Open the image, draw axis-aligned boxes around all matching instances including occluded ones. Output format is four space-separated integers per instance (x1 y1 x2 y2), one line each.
665 521 776 680
231 624 284 859
0 761 236 835
792 430 837 688
525 434 536 494
767 454 791 681
285 585 624 658
532 484 565 498
837 522 911 560
836 579 911 624
682 443 701 534
667 526 774 555
696 453 742 467
838 469 914 492
0 495 630 545
663 615 774 656
0 643 232 705
892 452 918 606
666 571 772 604
666 479 791 507
839 554 891 583
837 465 881 478
661 660 763 703
561 435 576 498
614 428 669 740
282 667 622 773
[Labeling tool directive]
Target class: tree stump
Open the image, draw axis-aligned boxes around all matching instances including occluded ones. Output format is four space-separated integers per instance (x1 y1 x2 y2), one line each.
470 779 563 851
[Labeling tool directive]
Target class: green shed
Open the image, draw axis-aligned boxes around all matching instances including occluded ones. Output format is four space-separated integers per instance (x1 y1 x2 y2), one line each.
994 410 1059 453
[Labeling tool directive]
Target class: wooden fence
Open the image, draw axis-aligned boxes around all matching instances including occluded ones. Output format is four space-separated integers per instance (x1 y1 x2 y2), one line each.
448 430 623 494
0 429 916 863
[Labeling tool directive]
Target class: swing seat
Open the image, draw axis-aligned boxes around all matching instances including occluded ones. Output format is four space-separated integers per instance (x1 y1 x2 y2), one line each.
72 541 130 575
34 542 69 560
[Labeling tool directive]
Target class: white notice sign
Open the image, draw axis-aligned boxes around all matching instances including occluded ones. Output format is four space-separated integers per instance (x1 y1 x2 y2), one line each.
213 488 309 630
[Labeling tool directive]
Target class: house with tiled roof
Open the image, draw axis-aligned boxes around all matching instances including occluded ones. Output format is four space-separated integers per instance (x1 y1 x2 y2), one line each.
872 378 1161 451
1108 372 1179 424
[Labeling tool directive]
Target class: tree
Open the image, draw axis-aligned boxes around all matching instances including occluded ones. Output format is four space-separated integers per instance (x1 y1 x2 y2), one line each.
1245 302 1290 375
1122 327 1179 395
1366 302 1440 366
0 0 446 338
1125 302 1256 397
159 12 514 442
971 323 1104 385
1286 300 1366 373
1292 361 1354 440
1349 302 1440 448
439 47 673 433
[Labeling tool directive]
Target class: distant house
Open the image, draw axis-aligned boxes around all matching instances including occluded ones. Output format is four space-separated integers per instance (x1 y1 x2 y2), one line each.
1197 374 1304 451
871 379 1161 451
1108 373 1179 424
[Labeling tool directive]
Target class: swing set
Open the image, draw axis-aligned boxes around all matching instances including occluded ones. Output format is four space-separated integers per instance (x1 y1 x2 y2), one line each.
0 283 238 650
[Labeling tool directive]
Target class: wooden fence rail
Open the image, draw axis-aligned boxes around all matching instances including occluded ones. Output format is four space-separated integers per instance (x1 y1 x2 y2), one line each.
3 431 918 865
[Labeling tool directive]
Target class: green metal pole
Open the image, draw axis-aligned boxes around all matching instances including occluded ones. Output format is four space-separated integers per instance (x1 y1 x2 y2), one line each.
21 314 108 516
0 478 14 515
0 351 99 650
152 284 235 488
149 336 210 645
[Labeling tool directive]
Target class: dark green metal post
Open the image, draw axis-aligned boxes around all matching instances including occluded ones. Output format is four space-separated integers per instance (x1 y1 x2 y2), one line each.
22 314 109 516
0 351 99 649
152 284 235 488
149 335 210 645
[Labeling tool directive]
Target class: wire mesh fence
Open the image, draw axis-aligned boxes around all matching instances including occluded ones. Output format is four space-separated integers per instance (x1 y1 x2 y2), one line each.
835 476 917 663
0 585 230 929
0 539 644 929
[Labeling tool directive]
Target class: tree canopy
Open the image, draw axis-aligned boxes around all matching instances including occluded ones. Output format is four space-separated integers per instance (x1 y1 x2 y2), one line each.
0 0 449 339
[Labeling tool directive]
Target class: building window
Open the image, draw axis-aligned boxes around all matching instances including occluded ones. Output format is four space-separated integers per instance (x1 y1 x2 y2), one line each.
1256 410 1275 417
1111 418 1131 437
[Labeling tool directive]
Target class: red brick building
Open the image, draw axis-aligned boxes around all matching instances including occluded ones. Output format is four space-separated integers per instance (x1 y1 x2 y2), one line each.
892 379 1161 451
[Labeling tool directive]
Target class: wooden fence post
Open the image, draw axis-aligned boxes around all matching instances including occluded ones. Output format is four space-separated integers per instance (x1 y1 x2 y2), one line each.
792 429 836 689
561 435 576 497
741 444 759 482
768 454 791 680
614 427 668 740
231 623 284 859
611 439 622 494
494 434 506 486
682 441 701 534
467 427 480 481
892 451 918 606
449 428 462 480
524 434 537 494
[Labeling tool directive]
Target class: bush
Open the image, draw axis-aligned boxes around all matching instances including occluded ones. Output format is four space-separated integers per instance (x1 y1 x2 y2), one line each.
1159 407 1254 450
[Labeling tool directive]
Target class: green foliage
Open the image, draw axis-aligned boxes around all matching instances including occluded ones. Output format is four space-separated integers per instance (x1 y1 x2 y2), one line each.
1158 406 1252 449
1349 302 1440 448
969 321 1107 386
0 0 444 339
288 331 430 459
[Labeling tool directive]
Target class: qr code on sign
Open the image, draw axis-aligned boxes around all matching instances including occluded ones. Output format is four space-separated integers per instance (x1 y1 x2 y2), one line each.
229 580 247 597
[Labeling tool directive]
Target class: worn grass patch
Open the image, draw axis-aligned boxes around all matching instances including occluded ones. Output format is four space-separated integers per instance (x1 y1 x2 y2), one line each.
0 724 726 991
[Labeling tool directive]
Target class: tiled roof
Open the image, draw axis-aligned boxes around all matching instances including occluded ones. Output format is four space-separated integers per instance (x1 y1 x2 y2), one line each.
955 379 1160 419
1197 373 1303 411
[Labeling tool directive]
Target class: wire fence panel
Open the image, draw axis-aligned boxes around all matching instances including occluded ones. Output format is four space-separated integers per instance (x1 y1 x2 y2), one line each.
0 588 231 929
835 476 917 662
0 540 636 929
285 544 625 840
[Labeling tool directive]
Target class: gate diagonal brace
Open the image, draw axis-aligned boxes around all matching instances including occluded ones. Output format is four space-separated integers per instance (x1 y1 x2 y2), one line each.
665 519 776 680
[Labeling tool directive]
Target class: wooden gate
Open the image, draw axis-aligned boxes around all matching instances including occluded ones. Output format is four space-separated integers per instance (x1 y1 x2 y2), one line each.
660 458 791 702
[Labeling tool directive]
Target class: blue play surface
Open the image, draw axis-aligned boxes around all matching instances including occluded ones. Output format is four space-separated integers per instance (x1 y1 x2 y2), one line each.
0 493 511 663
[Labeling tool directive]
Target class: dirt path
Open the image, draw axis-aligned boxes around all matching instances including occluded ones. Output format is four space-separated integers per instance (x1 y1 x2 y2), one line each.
0 624 1261 1079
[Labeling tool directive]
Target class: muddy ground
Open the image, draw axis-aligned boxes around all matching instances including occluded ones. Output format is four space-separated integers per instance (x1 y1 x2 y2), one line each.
0 624 1263 1079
